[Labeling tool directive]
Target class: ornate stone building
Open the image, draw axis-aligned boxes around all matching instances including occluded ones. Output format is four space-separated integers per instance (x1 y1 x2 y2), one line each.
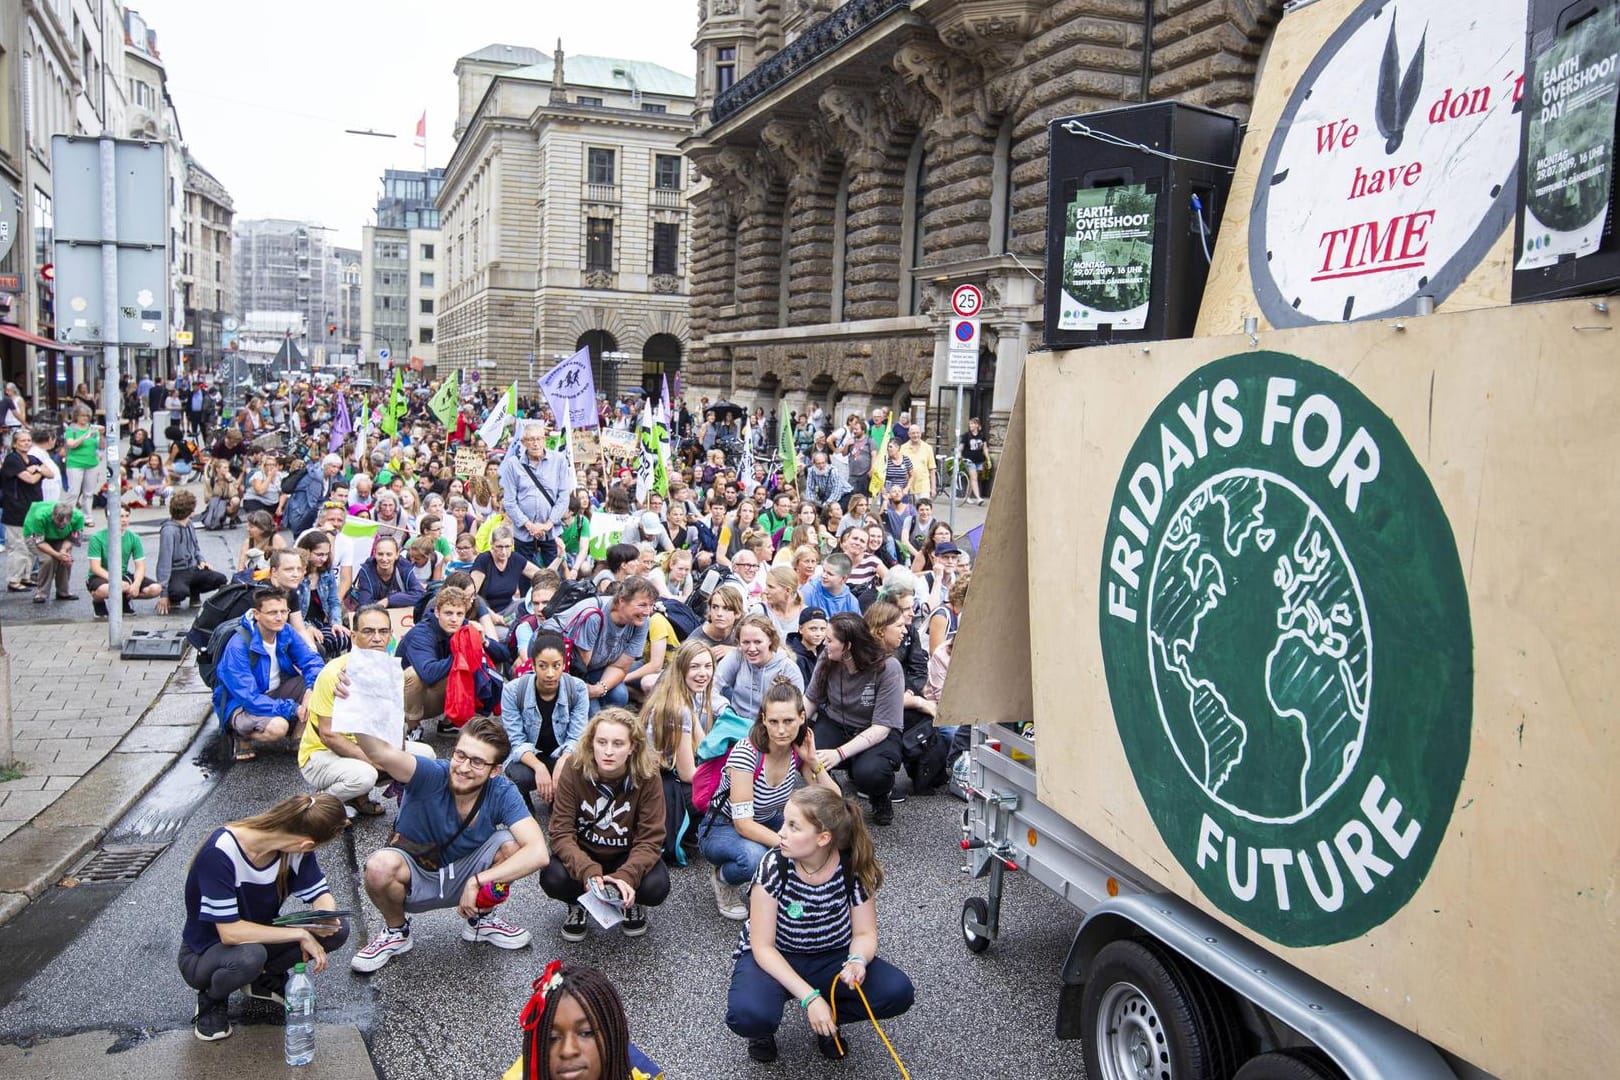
682 0 1282 443
437 44 695 399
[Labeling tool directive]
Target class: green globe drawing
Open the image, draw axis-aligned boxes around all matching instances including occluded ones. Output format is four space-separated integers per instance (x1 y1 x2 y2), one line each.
1146 469 1371 823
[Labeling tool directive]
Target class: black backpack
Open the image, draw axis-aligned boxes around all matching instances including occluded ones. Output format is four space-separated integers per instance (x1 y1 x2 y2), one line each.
199 621 253 689
654 598 701 642
541 577 599 619
186 581 262 652
687 565 738 618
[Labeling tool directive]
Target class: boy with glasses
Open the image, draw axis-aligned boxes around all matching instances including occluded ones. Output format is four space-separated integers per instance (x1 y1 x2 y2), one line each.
350 715 550 971
299 605 434 820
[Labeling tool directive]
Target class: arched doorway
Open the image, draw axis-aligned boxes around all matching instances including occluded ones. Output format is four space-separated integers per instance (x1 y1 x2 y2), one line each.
576 330 620 401
642 333 682 403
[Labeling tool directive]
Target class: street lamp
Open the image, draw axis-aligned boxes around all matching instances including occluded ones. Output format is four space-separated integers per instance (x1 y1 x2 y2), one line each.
603 350 630 401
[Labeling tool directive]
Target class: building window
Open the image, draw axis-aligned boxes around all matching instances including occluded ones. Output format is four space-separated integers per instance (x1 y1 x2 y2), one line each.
587 148 616 186
655 155 682 191
716 46 737 95
381 297 392 310
419 298 434 315
577 95 603 107
652 223 679 276
418 327 434 344
641 103 667 114
420 243 434 260
419 271 434 287
586 218 614 272
215 259 221 282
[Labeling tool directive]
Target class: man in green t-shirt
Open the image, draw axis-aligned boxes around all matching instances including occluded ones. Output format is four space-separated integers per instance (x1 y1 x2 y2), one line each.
88 506 162 618
22 499 84 603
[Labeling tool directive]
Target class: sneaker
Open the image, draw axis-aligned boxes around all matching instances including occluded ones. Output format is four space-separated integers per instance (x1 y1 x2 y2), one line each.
193 991 232 1041
462 912 532 950
245 973 286 1007
711 867 747 921
817 1031 848 1060
351 921 413 973
621 903 648 937
560 903 589 942
870 794 894 826
92 598 109 618
747 1036 779 1063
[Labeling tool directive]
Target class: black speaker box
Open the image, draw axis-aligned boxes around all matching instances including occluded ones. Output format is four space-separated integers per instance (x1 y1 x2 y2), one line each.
1513 0 1620 303
1044 102 1241 349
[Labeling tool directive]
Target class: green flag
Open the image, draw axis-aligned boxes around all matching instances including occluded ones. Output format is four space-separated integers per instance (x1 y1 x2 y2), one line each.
379 369 406 437
778 409 797 485
868 410 891 496
428 370 460 429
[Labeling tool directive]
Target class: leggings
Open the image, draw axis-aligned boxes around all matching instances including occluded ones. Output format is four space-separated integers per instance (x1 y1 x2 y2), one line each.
177 921 351 1000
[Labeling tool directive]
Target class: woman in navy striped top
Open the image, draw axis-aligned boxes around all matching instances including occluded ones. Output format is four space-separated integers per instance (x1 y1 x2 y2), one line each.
724 787 915 1064
179 793 351 1042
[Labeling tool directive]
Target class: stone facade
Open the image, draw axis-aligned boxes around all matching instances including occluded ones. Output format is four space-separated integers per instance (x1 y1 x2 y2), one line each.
683 0 1282 444
437 45 696 398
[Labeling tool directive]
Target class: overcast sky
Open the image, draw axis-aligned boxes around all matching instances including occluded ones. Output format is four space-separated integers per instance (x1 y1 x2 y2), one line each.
135 0 698 249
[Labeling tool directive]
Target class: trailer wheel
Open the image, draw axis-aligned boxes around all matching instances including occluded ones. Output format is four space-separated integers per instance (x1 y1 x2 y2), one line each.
960 897 992 953
1232 1049 1344 1080
1080 938 1241 1080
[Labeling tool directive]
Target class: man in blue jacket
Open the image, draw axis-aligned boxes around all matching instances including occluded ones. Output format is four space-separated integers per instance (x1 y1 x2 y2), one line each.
398 585 493 737
212 587 326 761
284 453 342 538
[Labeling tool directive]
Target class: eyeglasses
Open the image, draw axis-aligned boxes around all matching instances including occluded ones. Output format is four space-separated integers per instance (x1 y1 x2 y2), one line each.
451 749 497 771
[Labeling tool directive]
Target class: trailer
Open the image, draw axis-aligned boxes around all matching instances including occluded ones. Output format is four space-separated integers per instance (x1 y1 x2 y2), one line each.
938 2 1620 1076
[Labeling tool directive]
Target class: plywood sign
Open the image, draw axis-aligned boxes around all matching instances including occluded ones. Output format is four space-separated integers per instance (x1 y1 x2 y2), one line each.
1198 0 1530 335
1026 298 1620 1078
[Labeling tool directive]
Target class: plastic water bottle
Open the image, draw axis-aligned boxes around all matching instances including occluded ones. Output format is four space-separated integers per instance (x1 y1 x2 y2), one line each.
284 962 316 1066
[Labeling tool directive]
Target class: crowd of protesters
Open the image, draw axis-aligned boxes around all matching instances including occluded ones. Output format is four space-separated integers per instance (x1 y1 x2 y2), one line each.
9 366 994 1064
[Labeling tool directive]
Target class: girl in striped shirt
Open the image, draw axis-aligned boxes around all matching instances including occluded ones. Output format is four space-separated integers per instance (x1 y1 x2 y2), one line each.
724 786 915 1064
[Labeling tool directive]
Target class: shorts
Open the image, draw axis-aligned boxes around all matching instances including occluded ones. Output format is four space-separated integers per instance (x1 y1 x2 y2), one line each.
390 829 514 914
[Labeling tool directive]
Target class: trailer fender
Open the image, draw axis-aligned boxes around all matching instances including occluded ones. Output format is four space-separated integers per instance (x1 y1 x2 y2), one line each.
1058 894 1460 1080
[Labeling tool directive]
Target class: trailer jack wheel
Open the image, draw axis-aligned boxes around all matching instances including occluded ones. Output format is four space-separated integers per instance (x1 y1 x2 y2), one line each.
1232 1049 1344 1080
961 897 992 953
1080 939 1242 1080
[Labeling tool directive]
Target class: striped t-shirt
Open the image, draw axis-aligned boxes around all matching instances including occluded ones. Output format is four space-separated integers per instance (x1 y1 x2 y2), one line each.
714 739 800 824
182 827 330 954
736 847 869 957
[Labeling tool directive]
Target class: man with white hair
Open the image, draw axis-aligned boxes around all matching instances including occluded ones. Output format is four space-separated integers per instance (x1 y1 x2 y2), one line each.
499 419 572 570
284 453 344 538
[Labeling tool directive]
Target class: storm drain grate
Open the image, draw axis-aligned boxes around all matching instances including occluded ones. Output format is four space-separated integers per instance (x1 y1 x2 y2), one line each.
70 844 169 883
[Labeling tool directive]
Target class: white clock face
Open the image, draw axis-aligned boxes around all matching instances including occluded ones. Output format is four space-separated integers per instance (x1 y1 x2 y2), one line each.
1250 0 1527 326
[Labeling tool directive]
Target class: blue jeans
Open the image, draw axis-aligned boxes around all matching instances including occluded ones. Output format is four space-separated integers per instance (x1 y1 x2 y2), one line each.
514 531 559 571
700 811 782 886
726 948 914 1039
583 670 629 717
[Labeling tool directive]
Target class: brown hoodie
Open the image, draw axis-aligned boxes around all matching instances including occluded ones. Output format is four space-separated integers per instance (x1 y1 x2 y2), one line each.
548 755 666 888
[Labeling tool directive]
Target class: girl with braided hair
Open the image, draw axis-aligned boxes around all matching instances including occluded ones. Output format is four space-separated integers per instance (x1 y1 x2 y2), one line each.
516 961 635 1080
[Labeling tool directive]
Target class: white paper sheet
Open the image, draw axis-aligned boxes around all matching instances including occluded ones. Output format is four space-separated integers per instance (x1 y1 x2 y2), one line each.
580 885 626 928
329 648 406 745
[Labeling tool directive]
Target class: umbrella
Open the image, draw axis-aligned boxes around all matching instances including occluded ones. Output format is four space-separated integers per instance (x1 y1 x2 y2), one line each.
707 399 746 421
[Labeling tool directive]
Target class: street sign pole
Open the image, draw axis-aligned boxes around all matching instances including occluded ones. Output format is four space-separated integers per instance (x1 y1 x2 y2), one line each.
99 134 123 649
946 312 980 532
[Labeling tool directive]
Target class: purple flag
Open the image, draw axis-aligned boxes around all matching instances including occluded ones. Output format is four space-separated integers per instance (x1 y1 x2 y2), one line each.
329 393 352 453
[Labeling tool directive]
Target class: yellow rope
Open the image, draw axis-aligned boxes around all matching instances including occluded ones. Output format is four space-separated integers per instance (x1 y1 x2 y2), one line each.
828 972 910 1079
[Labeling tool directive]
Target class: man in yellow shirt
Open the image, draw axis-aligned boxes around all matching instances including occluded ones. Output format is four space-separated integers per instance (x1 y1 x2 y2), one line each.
299 604 435 820
899 425 935 501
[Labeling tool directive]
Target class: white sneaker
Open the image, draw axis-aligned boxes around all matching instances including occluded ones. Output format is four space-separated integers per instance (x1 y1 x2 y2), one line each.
351 922 413 972
462 911 532 949
712 866 748 921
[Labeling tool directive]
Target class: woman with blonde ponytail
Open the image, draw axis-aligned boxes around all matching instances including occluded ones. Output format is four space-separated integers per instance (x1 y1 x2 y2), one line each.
179 793 351 1042
724 786 915 1065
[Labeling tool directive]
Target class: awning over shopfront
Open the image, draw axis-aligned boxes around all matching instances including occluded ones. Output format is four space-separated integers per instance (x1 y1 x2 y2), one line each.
0 324 91 353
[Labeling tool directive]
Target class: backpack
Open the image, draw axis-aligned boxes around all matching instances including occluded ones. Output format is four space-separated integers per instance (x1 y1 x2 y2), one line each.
687 564 737 618
654 598 701 642
505 611 544 676
692 739 798 816
198 622 252 690
540 577 598 619
200 495 231 531
544 602 607 678
186 581 262 652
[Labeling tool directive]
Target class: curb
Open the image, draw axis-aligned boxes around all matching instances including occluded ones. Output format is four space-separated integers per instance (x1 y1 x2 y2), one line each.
0 654 211 929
